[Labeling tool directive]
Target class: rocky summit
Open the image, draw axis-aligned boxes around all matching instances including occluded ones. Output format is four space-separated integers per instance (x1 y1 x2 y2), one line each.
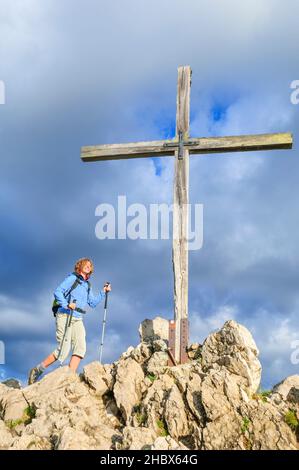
0 319 298 450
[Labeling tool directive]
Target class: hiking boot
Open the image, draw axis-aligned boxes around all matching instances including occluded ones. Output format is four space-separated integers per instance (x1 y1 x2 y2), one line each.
28 366 44 385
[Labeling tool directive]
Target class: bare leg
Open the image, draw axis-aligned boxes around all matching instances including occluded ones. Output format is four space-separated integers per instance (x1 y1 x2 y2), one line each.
69 355 82 372
41 353 57 369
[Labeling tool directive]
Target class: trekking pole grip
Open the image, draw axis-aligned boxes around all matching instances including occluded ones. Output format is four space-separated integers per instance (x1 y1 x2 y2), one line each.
104 291 109 309
104 282 110 309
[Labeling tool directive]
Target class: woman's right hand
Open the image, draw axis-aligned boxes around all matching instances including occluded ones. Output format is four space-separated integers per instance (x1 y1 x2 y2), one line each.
68 302 76 310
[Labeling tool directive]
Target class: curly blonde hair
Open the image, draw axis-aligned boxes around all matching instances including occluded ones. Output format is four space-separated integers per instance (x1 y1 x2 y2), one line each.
74 258 94 276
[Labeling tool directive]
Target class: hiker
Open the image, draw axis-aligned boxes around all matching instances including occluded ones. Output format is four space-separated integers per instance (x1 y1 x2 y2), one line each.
28 257 111 385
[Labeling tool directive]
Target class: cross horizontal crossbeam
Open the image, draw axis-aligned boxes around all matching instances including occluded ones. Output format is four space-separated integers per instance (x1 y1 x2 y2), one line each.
81 132 292 162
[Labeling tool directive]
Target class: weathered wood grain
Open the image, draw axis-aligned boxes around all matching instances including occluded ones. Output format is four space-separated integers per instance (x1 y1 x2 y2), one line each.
172 66 191 362
81 132 292 162
81 139 173 161
188 132 293 154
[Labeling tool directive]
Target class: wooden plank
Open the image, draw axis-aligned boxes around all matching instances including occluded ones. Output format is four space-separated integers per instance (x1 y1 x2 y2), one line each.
81 139 175 161
81 132 292 162
188 132 293 154
172 66 191 363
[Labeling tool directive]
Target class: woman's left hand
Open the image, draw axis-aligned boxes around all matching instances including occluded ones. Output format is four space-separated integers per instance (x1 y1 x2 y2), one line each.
103 283 111 293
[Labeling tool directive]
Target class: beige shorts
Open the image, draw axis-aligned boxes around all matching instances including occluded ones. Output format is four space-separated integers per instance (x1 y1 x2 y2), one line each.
53 314 86 363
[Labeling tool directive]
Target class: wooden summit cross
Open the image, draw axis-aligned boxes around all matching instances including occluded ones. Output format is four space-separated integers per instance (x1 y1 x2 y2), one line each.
81 66 293 365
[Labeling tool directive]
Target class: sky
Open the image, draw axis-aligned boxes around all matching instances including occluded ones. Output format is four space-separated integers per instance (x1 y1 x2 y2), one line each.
0 0 299 388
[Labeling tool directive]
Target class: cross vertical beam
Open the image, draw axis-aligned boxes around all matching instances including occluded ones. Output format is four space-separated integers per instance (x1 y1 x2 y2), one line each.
172 66 191 363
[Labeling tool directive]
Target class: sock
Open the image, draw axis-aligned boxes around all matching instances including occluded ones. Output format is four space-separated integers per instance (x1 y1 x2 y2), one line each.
37 363 46 372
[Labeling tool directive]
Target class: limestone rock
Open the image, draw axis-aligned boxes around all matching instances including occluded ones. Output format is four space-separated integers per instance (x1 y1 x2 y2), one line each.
57 424 117 450
139 317 169 343
81 361 113 396
186 371 205 425
3 365 120 450
0 384 8 401
272 375 299 404
120 426 157 450
0 421 13 449
201 369 245 422
164 384 191 440
203 410 242 450
152 339 168 352
146 351 169 375
238 401 298 450
23 366 78 403
142 374 175 429
151 436 188 450
114 357 145 423
10 433 52 450
130 343 153 364
187 343 202 360
1 379 21 390
118 346 135 361
201 320 261 394
57 427 93 450
0 388 28 422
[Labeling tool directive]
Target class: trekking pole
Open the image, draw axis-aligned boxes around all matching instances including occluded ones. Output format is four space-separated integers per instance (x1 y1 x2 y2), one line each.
57 298 76 364
99 283 110 363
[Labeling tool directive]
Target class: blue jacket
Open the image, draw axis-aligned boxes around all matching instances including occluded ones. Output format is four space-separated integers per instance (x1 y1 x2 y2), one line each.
54 272 105 319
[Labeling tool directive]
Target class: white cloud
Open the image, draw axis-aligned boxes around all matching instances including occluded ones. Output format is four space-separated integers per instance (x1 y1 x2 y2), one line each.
189 305 239 344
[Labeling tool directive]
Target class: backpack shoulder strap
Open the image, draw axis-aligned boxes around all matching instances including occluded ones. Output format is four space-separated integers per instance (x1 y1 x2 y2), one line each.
65 273 91 299
65 273 82 298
